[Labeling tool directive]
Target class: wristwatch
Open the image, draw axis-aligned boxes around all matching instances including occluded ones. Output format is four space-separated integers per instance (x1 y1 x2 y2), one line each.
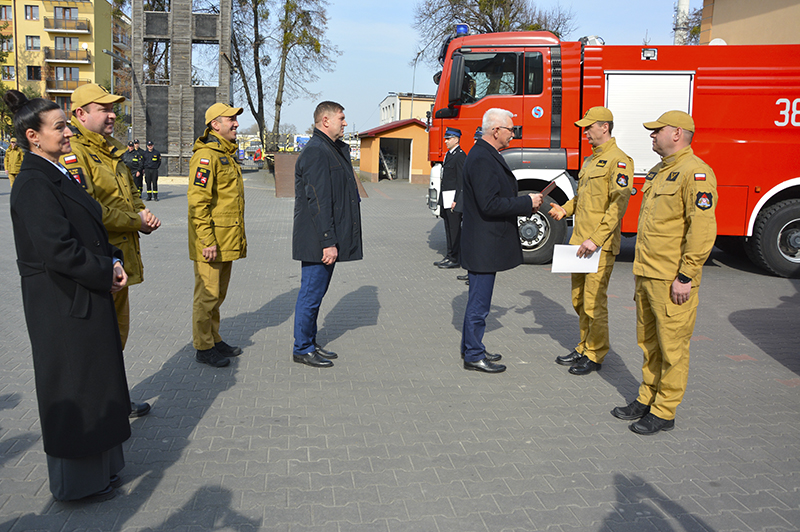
677 273 691 284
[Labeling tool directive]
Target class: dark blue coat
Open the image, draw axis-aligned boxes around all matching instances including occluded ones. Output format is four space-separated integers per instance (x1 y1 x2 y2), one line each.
460 139 533 273
10 152 131 459
292 129 363 263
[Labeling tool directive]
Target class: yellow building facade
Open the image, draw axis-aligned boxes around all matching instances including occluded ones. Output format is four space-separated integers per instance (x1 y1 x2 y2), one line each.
0 0 129 115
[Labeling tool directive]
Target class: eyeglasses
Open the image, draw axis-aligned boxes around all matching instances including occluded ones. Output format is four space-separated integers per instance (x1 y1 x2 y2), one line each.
495 126 514 133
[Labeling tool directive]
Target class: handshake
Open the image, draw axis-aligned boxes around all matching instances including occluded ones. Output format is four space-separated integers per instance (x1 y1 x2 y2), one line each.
139 208 162 234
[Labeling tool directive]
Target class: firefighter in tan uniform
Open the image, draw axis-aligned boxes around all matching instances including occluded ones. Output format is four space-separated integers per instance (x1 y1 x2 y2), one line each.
60 83 161 417
188 103 246 368
5 138 23 188
612 111 717 435
549 107 633 375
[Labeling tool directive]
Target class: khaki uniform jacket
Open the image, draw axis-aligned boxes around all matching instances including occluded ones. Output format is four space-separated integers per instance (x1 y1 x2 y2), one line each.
5 146 23 176
633 145 717 284
188 129 246 263
562 138 633 255
61 118 146 285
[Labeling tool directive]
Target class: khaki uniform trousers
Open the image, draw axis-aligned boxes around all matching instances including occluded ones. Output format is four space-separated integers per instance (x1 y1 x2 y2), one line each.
113 287 130 350
571 249 615 364
635 276 698 420
8 174 17 188
193 261 232 350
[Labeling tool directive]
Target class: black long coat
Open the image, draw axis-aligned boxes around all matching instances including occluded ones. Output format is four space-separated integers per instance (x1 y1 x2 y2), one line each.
10 153 131 459
292 129 363 263
460 139 533 273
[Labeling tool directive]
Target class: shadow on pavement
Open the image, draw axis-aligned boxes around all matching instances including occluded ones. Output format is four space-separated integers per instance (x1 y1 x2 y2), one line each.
0 393 36 469
729 279 800 375
319 285 380 346
517 289 579 351
427 218 446 255
142 486 262 531
219 288 299 350
450 291 516 337
599 473 716 531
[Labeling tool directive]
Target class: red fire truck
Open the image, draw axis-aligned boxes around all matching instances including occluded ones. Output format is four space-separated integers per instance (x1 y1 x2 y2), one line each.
427 31 800 278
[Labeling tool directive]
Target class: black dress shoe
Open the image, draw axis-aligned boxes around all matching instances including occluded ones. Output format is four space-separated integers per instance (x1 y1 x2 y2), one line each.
314 342 338 359
129 401 151 418
439 260 460 269
568 355 601 375
215 340 242 356
611 400 650 420
433 258 446 266
464 358 506 373
461 351 501 362
77 485 116 503
629 413 675 435
555 350 581 366
196 347 230 368
293 351 333 368
457 274 468 281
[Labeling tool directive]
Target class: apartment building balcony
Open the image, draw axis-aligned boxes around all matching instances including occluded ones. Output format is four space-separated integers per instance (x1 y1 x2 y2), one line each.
113 33 131 50
46 78 91 94
44 47 91 63
43 17 91 33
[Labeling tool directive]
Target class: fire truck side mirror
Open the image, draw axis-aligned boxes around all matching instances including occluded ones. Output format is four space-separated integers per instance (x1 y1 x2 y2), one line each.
449 54 465 107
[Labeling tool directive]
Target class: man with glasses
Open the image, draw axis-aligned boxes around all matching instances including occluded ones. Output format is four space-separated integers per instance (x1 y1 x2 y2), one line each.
459 108 542 373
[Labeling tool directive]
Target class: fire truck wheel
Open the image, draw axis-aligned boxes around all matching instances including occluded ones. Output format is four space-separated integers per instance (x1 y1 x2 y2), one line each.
745 199 800 278
517 193 568 264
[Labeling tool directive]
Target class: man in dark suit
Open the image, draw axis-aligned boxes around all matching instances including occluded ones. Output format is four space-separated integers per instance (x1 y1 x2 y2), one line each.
434 127 466 270
460 108 543 373
292 101 363 368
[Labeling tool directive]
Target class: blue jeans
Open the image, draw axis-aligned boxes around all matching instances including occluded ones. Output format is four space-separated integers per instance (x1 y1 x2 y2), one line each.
293 262 335 356
461 272 496 362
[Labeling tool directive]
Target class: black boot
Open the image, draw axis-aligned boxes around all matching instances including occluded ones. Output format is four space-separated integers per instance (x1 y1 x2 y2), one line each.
154 193 158 201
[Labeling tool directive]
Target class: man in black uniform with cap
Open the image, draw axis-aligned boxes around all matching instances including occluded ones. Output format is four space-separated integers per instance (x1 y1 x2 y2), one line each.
121 141 144 192
434 127 466 271
143 140 162 201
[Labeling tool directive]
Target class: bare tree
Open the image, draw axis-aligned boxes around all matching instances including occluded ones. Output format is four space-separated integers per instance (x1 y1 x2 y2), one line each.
267 0 339 147
677 7 703 45
229 0 271 152
413 0 576 66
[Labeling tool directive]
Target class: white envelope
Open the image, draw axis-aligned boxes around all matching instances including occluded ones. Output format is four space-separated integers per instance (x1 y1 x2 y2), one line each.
551 244 602 273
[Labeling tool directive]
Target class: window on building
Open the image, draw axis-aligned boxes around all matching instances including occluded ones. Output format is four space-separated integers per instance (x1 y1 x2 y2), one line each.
26 35 40 51
27 66 41 81
56 96 70 113
55 37 79 50
54 7 77 19
24 5 38 20
0 38 12 52
0 6 12 20
56 67 80 81
2 66 15 81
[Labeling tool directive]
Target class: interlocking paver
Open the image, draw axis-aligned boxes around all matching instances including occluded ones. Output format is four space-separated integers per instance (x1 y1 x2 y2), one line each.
1 173 799 531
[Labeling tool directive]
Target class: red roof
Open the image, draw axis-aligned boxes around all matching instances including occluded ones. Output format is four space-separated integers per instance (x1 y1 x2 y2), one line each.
359 119 426 139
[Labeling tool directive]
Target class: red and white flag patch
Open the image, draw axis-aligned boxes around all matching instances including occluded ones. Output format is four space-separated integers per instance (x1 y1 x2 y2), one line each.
200 158 210 165
63 154 78 165
617 162 627 169
694 173 706 181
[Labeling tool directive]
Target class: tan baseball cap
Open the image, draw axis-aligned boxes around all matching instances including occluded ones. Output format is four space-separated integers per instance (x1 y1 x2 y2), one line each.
575 106 613 127
643 110 695 132
70 83 125 110
205 103 243 125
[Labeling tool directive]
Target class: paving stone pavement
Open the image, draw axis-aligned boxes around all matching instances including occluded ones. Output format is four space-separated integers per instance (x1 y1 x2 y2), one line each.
0 171 798 532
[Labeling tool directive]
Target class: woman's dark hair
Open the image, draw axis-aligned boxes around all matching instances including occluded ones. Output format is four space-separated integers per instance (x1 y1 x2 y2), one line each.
3 90 61 152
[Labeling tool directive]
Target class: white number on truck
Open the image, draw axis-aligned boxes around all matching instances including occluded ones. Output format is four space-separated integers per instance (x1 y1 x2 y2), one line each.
775 98 800 127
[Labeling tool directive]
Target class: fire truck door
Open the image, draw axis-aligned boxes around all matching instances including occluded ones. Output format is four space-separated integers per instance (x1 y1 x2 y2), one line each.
522 50 552 148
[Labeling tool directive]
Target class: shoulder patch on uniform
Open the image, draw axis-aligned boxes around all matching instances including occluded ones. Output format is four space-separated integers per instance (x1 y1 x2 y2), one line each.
596 160 607 167
617 161 627 169
63 154 78 165
694 173 706 181
219 157 229 165
90 154 102 163
667 171 680 182
646 171 657 181
696 191 713 210
616 173 629 187
194 167 210 187
69 167 87 189
200 158 210 165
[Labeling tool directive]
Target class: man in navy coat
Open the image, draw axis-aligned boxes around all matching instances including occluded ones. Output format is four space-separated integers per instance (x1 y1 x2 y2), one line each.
460 108 543 373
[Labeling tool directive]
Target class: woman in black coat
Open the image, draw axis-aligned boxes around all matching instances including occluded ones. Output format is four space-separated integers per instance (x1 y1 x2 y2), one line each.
6 90 132 502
